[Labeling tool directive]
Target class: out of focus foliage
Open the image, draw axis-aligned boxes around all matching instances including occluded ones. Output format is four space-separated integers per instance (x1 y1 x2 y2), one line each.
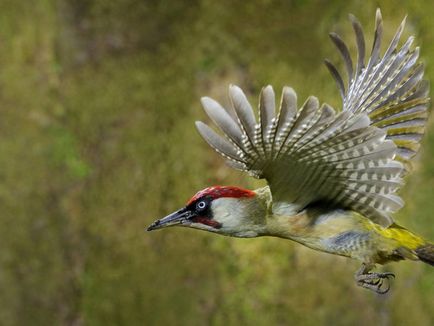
0 0 433 325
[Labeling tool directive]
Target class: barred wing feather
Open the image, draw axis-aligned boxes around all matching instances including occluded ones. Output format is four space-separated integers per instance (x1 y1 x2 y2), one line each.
196 85 403 226
325 9 430 169
195 10 430 227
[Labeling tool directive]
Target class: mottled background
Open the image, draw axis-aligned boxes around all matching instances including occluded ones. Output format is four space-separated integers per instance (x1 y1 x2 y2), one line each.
0 0 433 325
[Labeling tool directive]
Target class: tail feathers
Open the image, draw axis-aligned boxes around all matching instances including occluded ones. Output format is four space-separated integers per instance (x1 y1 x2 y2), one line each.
415 244 434 266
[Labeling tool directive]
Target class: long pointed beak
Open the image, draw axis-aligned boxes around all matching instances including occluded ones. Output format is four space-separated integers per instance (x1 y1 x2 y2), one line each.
146 207 193 231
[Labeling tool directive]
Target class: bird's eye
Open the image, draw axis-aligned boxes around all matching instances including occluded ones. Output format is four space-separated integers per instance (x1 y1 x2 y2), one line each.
196 200 207 211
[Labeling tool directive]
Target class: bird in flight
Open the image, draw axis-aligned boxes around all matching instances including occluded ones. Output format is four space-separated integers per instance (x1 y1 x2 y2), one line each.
148 9 433 294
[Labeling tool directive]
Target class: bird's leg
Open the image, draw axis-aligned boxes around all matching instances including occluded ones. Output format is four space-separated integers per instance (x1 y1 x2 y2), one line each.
354 263 395 294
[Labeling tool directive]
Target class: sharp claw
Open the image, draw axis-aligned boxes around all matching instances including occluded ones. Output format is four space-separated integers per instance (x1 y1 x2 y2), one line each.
355 266 394 294
376 281 391 294
380 272 395 278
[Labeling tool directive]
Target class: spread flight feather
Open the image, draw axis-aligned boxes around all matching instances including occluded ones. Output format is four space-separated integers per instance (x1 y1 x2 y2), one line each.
195 9 429 227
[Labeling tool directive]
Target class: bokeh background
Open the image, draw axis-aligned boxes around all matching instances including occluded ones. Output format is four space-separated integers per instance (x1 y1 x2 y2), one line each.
0 0 433 325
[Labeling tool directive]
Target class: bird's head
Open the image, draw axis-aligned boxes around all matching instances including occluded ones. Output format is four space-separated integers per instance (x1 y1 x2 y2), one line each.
147 186 267 237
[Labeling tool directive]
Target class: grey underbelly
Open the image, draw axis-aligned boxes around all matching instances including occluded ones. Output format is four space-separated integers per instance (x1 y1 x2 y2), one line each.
321 230 373 257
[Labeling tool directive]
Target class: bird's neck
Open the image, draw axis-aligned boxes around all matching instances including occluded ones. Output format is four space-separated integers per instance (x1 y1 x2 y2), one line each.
250 186 309 239
255 186 325 241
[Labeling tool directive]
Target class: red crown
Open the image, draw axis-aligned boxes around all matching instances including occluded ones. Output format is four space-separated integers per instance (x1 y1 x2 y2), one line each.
187 186 256 205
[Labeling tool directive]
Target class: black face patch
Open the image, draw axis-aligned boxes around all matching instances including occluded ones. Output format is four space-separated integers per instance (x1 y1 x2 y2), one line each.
184 195 221 229
186 195 213 219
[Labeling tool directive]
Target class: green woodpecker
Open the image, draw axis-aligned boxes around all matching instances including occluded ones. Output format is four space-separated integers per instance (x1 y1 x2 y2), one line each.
148 9 433 294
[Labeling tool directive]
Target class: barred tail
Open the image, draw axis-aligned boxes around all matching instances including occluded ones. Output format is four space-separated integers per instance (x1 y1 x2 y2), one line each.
415 244 434 266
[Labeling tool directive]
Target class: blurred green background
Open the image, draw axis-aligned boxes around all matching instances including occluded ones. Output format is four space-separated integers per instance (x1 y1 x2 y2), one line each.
0 0 433 325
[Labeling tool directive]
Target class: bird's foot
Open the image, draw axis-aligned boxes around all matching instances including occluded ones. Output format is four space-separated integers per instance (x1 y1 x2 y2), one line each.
354 264 395 294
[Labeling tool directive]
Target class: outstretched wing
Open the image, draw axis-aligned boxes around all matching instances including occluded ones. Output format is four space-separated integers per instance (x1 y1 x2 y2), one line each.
325 9 430 170
196 85 403 226
195 10 429 227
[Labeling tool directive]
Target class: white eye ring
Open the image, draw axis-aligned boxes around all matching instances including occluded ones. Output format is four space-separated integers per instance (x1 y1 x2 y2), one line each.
197 201 207 210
